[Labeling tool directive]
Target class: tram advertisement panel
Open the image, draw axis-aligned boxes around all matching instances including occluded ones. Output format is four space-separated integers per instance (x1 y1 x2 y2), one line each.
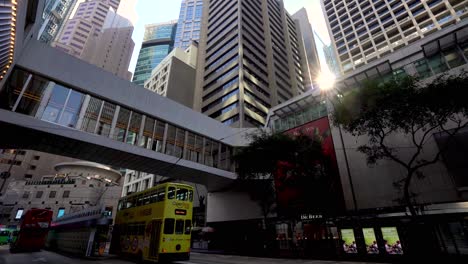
363 228 379 254
381 227 403 255
340 229 357 254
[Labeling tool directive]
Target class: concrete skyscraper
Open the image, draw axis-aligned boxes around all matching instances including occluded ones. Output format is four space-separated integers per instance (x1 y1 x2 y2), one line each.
174 0 203 49
52 0 137 80
321 0 467 75
292 7 321 90
194 0 310 128
132 21 178 86
53 0 119 57
81 1 136 80
38 0 77 44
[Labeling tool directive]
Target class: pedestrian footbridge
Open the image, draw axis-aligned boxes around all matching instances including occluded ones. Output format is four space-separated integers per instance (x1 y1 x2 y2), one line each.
0 41 248 191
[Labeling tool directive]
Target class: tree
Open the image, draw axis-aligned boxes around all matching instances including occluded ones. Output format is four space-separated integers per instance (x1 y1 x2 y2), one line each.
332 72 468 217
233 130 327 226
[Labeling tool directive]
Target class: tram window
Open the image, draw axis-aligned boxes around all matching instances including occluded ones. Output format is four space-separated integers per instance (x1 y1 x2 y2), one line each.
189 190 193 202
138 224 145 235
176 188 188 201
185 220 192 234
117 201 124 211
126 200 134 209
168 187 176 199
164 218 175 234
175 220 184 234
150 191 158 203
158 189 166 201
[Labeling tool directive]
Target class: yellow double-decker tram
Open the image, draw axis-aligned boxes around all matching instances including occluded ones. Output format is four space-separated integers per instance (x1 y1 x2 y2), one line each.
112 182 194 263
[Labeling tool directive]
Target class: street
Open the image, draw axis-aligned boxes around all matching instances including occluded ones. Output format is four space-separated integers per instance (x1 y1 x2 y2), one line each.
0 246 384 264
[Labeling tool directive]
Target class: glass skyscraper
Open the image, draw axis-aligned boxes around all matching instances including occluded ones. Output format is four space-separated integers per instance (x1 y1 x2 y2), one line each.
174 0 203 49
132 21 177 86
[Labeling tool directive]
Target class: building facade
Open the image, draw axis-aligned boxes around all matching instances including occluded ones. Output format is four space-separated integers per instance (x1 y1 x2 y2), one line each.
1 161 122 226
144 42 198 108
321 0 467 74
291 7 321 89
51 0 136 80
194 0 310 128
53 0 117 57
80 5 135 80
323 44 341 77
174 0 203 49
132 21 178 86
38 0 77 44
266 21 468 258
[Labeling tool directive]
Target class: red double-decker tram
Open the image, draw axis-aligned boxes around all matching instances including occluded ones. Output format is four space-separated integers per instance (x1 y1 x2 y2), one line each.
10 209 53 252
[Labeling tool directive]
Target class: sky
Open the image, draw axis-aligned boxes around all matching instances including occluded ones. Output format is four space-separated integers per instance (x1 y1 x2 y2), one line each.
128 0 331 74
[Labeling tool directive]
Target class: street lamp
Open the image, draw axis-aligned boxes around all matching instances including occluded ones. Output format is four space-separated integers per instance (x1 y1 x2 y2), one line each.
316 71 358 213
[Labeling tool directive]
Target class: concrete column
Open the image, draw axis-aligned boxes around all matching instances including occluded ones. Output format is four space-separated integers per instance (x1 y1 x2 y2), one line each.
161 123 169 154
137 115 146 147
109 105 120 139
76 95 91 130
12 74 33 112
93 101 105 134
85 228 97 257
34 81 55 119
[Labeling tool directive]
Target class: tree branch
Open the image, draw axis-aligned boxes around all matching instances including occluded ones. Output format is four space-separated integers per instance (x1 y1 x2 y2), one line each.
413 121 468 171
377 132 410 170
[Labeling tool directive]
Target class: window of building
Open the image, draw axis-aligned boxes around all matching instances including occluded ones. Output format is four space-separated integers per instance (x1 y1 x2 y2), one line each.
24 174 32 179
57 208 65 218
49 191 56 198
36 191 43 199
33 155 40 160
29 165 36 170
22 192 30 199
15 209 24 220
62 190 70 198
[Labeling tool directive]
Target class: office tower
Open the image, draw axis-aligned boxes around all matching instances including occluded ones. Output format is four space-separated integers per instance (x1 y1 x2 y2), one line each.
174 0 203 49
292 7 321 89
52 0 136 80
38 0 77 44
132 21 178 86
144 42 198 108
194 0 310 128
53 0 118 57
81 3 136 80
323 45 341 77
321 0 467 75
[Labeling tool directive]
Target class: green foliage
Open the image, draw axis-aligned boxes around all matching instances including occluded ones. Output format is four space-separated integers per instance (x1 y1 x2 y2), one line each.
332 71 468 216
233 130 327 218
234 130 324 181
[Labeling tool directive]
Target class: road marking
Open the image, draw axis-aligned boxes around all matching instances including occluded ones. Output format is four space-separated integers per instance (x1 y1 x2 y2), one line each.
32 257 47 263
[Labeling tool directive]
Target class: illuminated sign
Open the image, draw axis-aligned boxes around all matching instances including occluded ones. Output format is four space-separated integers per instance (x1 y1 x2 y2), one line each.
15 209 23 220
363 228 379 254
340 229 357 254
381 227 403 255
175 209 186 215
